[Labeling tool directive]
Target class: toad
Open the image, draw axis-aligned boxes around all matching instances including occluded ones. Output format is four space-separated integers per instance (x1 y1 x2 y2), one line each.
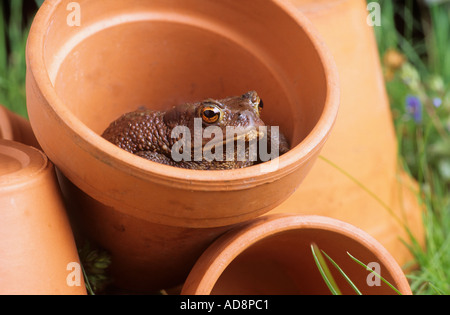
102 91 290 170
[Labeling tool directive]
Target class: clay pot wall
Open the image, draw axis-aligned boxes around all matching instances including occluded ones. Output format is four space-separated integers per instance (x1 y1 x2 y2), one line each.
182 215 412 295
0 140 85 295
26 0 339 291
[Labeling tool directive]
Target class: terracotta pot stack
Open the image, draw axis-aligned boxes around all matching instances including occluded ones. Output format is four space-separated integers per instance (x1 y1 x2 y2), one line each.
0 0 415 294
26 0 341 292
0 139 85 295
1 105 85 294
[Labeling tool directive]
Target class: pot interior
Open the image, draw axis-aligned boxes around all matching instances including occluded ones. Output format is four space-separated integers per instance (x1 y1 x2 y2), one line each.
44 0 329 150
210 228 402 295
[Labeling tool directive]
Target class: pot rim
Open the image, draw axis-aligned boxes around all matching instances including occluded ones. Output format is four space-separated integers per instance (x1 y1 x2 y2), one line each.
181 214 412 295
27 0 340 186
0 139 49 189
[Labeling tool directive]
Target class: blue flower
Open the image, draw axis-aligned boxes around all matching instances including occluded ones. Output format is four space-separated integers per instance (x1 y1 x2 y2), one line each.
432 97 442 108
406 95 423 123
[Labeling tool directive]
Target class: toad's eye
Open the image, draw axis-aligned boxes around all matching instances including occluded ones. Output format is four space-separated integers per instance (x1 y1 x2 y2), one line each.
201 106 222 124
255 99 264 116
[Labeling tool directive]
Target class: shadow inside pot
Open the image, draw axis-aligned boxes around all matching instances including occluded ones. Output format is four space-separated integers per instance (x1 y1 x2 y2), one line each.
211 230 396 294
182 215 412 295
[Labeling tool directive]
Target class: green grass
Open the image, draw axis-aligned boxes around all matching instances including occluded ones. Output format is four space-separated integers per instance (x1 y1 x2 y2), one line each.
372 0 450 295
0 1 30 117
311 243 403 295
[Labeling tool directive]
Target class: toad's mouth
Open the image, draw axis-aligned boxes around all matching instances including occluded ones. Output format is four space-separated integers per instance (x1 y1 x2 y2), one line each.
192 126 265 152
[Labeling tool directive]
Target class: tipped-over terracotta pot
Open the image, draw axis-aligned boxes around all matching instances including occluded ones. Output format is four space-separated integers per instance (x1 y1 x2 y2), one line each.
182 215 412 295
26 0 339 291
0 105 40 149
0 140 86 295
268 0 424 266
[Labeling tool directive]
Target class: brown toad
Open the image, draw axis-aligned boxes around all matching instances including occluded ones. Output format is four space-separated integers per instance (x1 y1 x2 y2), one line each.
102 91 290 170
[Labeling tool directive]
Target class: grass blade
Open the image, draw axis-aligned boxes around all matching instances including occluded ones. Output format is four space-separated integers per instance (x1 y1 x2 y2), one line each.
347 252 402 295
0 4 7 76
81 263 96 296
428 282 445 295
321 250 363 295
318 156 405 227
311 243 342 295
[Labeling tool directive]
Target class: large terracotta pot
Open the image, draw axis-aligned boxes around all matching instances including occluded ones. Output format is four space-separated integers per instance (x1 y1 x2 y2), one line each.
26 0 339 291
182 214 412 295
269 0 424 266
0 105 40 148
0 140 86 295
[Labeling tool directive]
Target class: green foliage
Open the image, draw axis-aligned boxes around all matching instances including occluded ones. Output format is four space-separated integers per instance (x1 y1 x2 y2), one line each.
0 0 30 118
78 242 112 295
35 0 45 8
371 0 450 295
310 243 343 295
311 244 401 295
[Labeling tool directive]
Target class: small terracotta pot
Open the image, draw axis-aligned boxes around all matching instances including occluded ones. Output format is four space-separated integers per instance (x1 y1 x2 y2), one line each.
0 140 86 295
26 0 339 290
0 105 40 149
182 215 412 295
268 0 424 266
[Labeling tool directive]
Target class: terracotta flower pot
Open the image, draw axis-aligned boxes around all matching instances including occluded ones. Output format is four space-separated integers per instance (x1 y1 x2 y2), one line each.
0 105 40 149
26 0 339 291
269 0 424 266
182 214 412 295
0 140 86 295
